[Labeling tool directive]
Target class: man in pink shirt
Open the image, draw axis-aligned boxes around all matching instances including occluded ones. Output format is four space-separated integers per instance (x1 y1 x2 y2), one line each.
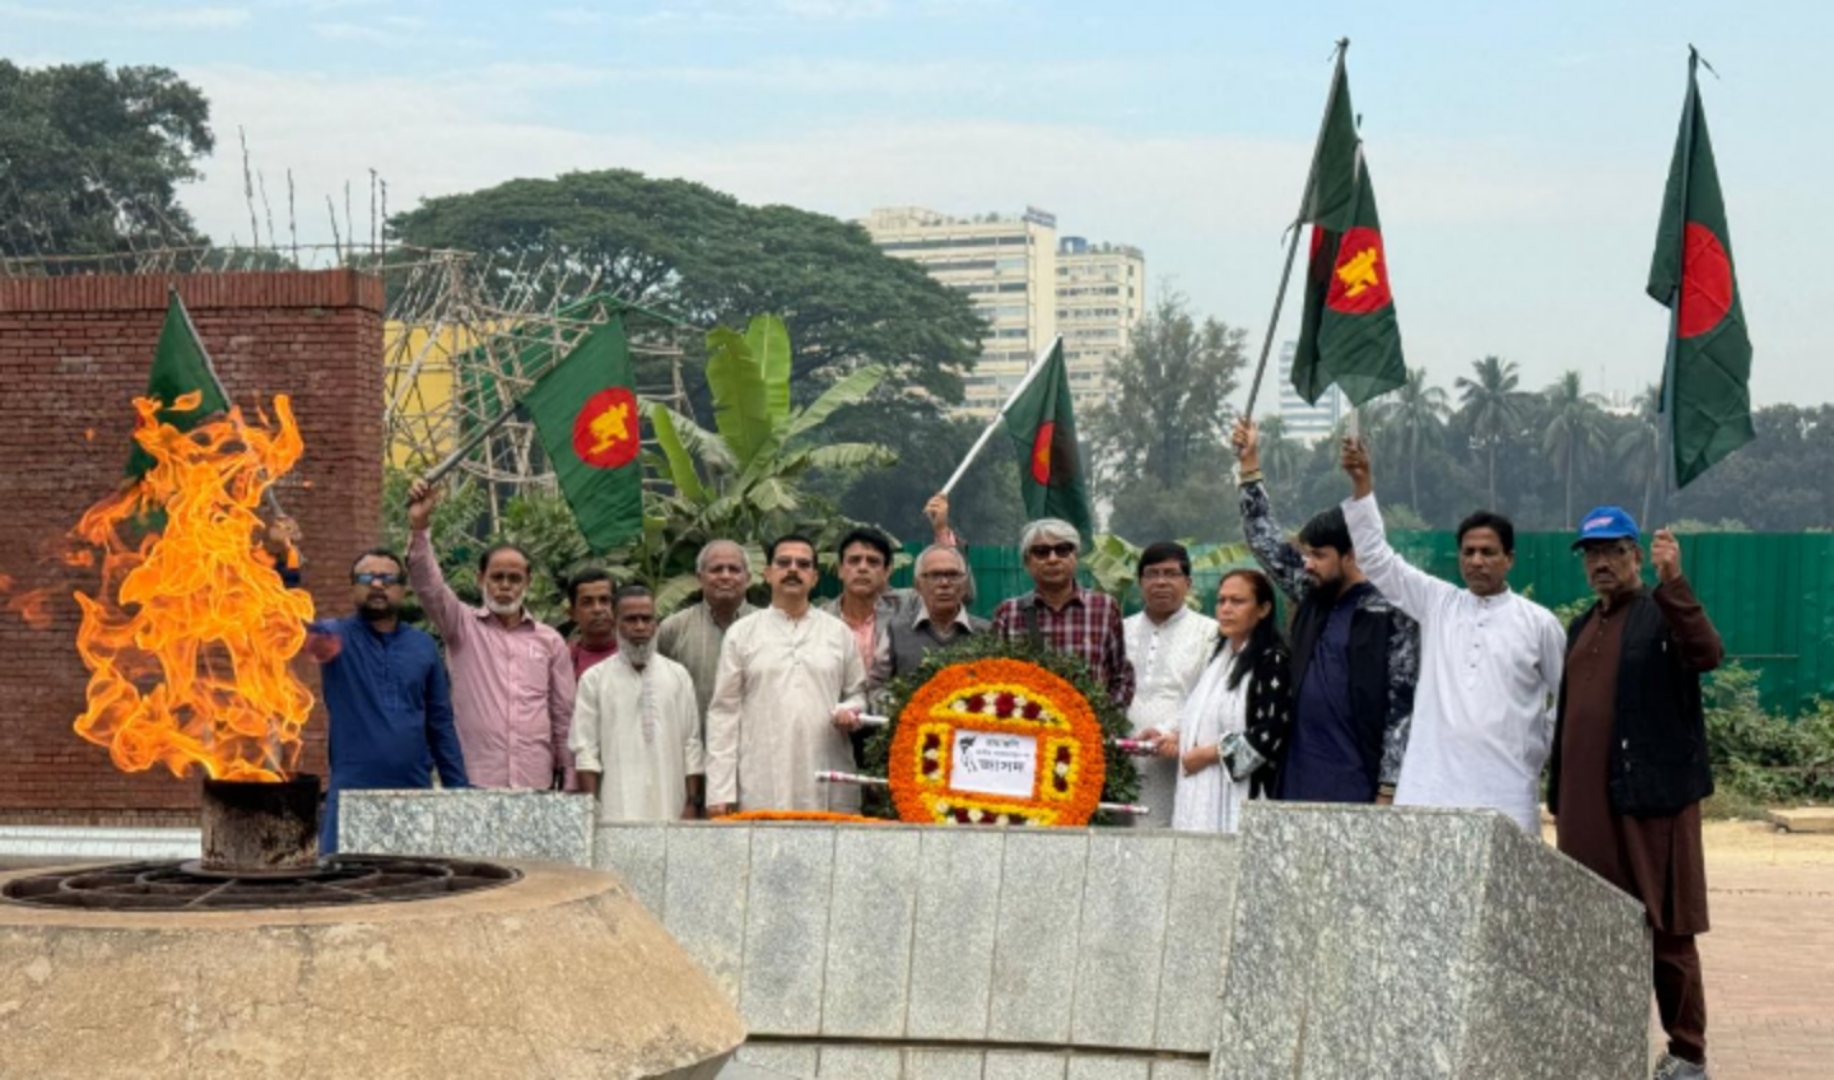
406 479 576 790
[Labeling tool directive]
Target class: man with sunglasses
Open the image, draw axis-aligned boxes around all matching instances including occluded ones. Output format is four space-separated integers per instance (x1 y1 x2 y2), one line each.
991 519 1135 708
705 534 868 816
305 548 469 853
1550 509 1723 1080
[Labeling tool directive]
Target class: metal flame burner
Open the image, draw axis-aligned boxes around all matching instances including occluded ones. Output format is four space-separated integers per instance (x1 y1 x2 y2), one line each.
0 856 520 911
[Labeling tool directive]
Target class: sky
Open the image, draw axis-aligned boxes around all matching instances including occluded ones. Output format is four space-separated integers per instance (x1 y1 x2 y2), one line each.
9 0 1831 407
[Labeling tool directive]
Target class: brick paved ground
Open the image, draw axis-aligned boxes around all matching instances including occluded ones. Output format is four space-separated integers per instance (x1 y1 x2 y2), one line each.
1661 821 1834 1080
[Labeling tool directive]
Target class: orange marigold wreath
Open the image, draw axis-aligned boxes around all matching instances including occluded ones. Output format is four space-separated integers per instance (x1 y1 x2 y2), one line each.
887 656 1109 827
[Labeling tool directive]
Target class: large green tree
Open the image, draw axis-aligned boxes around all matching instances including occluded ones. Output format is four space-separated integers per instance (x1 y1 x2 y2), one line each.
388 169 987 413
1086 293 1247 498
0 61 213 258
1455 355 1533 512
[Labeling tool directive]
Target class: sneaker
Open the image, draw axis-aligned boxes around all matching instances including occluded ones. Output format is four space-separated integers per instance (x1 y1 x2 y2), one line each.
1652 1053 1710 1080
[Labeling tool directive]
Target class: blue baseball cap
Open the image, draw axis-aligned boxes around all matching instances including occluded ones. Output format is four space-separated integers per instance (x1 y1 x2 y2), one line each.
1572 506 1640 550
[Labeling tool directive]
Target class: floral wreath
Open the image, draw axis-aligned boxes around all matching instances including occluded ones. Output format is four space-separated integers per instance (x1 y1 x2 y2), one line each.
864 635 1139 826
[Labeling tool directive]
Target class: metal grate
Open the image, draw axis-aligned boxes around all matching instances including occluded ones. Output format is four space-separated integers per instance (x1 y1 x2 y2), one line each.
0 856 519 911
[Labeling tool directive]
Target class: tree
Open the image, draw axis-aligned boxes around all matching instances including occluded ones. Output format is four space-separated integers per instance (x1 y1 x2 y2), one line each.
388 169 987 415
1455 356 1532 511
0 61 213 258
1614 384 1667 525
1368 366 1449 515
1085 293 1247 496
1252 414 1306 482
1542 371 1609 526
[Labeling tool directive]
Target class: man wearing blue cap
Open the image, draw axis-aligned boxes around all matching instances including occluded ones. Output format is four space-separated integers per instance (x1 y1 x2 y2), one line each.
1549 509 1723 1080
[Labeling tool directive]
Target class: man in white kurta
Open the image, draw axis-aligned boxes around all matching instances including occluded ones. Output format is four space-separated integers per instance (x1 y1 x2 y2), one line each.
1124 543 1219 823
569 586 703 823
1340 439 1565 834
706 536 867 815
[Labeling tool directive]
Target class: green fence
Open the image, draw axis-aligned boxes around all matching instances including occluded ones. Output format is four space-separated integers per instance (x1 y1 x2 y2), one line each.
885 533 1834 718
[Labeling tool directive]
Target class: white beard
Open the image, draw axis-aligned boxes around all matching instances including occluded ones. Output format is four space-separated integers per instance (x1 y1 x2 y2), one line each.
485 594 524 617
619 636 654 667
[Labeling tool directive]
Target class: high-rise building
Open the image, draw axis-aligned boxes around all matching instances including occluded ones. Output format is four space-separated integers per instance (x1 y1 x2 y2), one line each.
1275 340 1344 444
1055 236 1146 414
863 206 1059 417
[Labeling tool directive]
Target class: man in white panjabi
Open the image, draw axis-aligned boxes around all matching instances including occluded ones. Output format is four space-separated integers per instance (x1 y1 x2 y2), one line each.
1124 541 1218 823
705 534 867 816
1340 437 1565 834
569 584 703 823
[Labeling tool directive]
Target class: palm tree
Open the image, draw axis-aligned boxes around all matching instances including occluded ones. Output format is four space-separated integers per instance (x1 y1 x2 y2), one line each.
1614 384 1666 525
1381 367 1450 516
1542 370 1609 526
1455 356 1532 510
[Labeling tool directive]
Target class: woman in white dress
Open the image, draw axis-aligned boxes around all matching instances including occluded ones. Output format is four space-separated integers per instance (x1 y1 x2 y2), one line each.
1170 569 1294 833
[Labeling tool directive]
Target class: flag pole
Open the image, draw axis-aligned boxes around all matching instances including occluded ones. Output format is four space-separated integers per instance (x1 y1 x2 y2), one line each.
1659 46 1702 495
168 285 288 519
939 335 1062 496
424 401 522 485
1242 38 1349 424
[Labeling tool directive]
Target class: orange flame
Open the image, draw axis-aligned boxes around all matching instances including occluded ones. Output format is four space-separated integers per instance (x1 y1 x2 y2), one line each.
8 588 56 630
69 391 315 782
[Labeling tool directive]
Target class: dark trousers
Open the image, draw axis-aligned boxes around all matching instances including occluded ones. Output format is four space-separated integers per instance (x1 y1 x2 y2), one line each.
1654 928 1708 1064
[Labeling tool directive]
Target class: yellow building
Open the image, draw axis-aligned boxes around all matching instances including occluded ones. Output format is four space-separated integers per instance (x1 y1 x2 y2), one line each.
1055 236 1146 413
863 206 1060 418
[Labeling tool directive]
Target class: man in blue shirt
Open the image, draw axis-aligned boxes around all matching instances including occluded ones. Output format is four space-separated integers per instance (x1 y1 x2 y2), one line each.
306 547 469 853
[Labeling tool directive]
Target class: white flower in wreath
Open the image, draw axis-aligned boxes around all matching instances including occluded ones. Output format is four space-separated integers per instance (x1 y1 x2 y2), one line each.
1055 762 1070 777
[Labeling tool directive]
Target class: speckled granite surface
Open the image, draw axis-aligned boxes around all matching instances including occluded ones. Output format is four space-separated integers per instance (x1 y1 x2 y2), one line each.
340 788 595 867
1209 803 1650 1080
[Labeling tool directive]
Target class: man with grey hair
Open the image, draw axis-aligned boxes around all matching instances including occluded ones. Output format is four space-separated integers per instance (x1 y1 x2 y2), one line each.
991 519 1134 708
656 539 756 737
880 543 989 693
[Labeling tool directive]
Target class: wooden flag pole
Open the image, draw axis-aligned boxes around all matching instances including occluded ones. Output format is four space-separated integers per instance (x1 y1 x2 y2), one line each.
939 335 1062 496
1242 38 1350 423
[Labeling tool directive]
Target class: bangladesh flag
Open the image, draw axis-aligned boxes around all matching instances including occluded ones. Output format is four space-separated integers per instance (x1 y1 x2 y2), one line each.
1647 51 1754 488
127 290 230 479
1003 339 1093 545
1291 50 1406 408
523 316 643 553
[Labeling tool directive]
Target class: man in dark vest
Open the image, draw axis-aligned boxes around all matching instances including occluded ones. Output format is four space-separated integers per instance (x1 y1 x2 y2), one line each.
1549 507 1722 1080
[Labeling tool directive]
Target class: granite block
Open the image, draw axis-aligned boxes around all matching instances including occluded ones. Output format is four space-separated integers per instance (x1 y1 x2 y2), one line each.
987 830 1089 1045
338 789 594 866
906 1049 985 1080
1209 803 1649 1080
662 823 757 1004
981 1051 1067 1080
906 828 1007 1040
815 1045 904 1079
1069 831 1176 1049
741 826 838 1034
1064 1056 1148 1080
1147 1062 1208 1080
736 1043 819 1078
1152 835 1237 1052
593 823 669 913
822 827 923 1037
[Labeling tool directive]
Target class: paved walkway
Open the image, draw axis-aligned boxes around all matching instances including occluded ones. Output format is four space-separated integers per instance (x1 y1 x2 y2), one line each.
1666 821 1834 1080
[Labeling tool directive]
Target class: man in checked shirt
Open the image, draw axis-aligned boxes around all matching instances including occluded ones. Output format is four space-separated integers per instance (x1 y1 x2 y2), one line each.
990 518 1135 709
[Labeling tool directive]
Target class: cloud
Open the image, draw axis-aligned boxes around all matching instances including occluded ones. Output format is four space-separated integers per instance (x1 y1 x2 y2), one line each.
0 2 250 27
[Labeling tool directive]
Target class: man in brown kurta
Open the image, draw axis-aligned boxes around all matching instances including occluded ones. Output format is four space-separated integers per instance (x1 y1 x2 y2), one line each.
1549 507 1722 1080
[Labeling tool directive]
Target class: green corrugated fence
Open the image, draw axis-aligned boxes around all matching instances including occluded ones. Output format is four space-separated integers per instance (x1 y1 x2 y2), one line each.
885 533 1834 718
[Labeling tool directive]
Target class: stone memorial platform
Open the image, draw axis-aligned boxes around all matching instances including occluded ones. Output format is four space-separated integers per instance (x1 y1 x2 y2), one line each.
341 791 1651 1080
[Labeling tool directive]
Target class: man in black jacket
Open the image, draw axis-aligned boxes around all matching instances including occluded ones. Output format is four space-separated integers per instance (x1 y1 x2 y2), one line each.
1233 419 1417 803
1550 506 1723 1080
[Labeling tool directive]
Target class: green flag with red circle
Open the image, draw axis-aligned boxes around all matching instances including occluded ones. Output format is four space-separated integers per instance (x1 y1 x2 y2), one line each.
522 316 643 553
1002 339 1093 546
1647 53 1754 489
1291 52 1407 408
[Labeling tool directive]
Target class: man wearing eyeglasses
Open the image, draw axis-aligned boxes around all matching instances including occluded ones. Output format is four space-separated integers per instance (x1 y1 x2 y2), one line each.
991 519 1135 708
1549 509 1723 1080
1123 542 1219 821
880 543 989 694
705 534 867 816
304 548 470 853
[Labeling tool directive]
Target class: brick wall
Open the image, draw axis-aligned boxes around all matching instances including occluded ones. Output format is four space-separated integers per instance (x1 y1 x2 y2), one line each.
0 271 383 825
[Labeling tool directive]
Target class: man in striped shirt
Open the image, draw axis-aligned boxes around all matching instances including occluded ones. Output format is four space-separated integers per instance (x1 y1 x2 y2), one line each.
991 518 1135 708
